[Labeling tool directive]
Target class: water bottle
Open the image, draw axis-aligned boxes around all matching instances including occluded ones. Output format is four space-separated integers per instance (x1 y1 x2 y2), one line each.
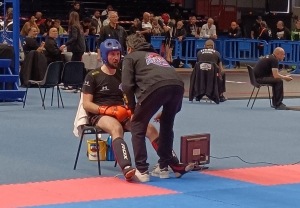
106 136 115 161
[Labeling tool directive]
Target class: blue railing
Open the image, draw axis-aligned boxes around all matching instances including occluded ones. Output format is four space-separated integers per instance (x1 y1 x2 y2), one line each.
2 32 300 74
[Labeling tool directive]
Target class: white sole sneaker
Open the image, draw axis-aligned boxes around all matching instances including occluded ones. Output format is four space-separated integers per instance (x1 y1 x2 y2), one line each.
133 170 150 182
151 164 170 179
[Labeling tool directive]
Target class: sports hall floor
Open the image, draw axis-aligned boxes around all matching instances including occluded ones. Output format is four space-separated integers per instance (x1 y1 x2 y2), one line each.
1 68 300 208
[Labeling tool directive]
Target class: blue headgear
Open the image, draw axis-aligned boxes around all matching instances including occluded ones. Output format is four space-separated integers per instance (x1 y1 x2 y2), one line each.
100 39 122 64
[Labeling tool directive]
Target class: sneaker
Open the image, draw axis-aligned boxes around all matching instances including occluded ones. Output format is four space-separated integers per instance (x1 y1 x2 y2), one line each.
122 166 136 181
275 103 289 110
151 164 170 179
170 163 195 178
133 169 150 182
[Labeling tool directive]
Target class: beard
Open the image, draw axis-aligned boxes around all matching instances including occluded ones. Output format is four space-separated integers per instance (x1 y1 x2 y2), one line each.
107 61 119 69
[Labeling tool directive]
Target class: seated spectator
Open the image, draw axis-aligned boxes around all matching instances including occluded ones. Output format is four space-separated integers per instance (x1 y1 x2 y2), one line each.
197 39 227 102
91 10 102 34
39 18 53 37
172 20 186 67
137 12 152 43
185 15 200 38
129 18 140 35
89 26 97 35
53 19 67 35
20 16 40 36
23 27 44 56
151 17 164 36
275 21 291 40
43 27 65 65
35 12 45 26
200 18 217 39
81 17 91 36
291 20 300 41
4 8 13 31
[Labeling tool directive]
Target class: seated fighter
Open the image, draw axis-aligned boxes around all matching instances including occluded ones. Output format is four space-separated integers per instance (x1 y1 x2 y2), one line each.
82 39 192 182
197 39 227 102
253 47 292 110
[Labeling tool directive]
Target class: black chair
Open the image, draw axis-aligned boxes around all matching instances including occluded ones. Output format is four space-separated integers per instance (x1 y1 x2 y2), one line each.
23 61 64 109
246 65 272 109
61 61 86 91
73 125 118 175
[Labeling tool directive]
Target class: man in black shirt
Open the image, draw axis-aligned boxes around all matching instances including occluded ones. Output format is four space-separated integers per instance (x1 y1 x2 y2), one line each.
96 11 127 61
122 34 194 182
197 39 227 102
251 16 262 39
23 27 44 56
44 27 65 65
136 12 152 43
253 47 293 110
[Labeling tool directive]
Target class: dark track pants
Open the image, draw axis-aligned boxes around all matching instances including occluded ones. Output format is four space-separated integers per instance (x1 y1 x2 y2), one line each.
130 85 184 172
256 77 283 107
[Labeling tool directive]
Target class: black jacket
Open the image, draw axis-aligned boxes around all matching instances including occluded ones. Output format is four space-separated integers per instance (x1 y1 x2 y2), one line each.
20 50 47 87
96 24 127 54
228 27 242 38
65 25 86 53
44 37 62 64
189 61 220 104
122 42 184 111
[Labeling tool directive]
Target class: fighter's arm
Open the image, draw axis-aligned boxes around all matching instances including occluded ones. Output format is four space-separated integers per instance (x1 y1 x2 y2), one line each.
82 93 99 114
121 58 137 112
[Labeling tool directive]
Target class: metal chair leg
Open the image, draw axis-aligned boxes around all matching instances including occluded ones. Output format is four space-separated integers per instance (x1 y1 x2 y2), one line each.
57 87 60 108
114 160 117 167
95 130 101 175
251 87 260 109
38 85 45 109
23 87 28 108
267 86 272 107
57 87 64 108
74 131 85 170
43 88 47 103
51 87 54 106
247 87 255 107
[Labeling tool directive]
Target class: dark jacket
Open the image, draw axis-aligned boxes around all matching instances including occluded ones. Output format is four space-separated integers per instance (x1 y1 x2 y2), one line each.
65 25 86 53
20 50 47 87
44 37 62 65
189 61 220 104
96 24 127 54
228 27 242 38
122 42 184 111
258 27 272 42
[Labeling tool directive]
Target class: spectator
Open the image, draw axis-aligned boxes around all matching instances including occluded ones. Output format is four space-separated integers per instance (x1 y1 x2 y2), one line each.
39 18 53 37
91 10 102 34
228 21 242 68
185 15 200 38
23 27 44 56
200 18 217 39
101 5 113 22
102 11 111 27
53 19 67 35
275 21 291 40
172 20 186 68
44 27 65 65
291 20 300 41
257 21 272 56
69 1 82 20
149 12 154 24
96 11 127 61
151 17 164 36
251 16 262 39
137 12 152 43
129 18 140 35
20 15 40 36
65 11 86 61
81 17 91 36
35 12 45 26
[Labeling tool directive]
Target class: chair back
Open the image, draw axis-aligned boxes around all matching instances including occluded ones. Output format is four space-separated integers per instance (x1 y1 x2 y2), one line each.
61 61 85 87
41 61 63 86
247 65 259 88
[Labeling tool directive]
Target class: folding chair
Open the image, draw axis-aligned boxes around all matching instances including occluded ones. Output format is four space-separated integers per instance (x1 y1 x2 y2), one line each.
246 65 272 109
23 61 64 109
73 125 118 175
61 61 86 92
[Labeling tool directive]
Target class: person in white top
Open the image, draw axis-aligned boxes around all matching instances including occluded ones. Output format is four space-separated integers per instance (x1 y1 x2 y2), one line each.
200 18 217 39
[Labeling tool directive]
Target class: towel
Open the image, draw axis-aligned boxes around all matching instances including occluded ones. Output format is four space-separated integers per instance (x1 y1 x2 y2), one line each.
73 93 89 137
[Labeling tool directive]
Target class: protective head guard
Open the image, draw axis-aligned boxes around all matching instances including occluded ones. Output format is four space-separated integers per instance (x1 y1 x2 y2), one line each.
100 39 122 64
